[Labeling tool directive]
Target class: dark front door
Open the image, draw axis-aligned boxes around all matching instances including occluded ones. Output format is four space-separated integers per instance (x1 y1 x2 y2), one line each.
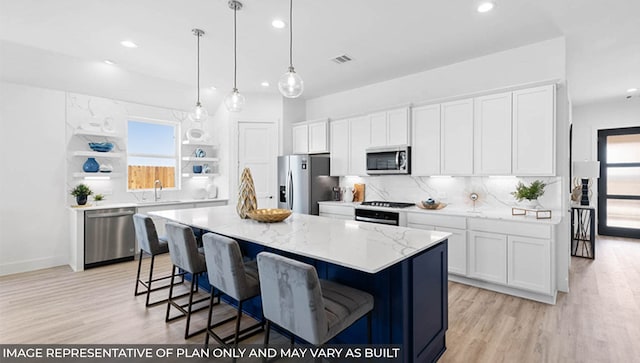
597 127 640 238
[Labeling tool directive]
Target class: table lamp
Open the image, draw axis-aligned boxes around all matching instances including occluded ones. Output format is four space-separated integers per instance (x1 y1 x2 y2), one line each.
573 161 600 206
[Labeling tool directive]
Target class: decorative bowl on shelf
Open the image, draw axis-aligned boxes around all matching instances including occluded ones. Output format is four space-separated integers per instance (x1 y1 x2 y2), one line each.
88 142 114 152
246 208 292 223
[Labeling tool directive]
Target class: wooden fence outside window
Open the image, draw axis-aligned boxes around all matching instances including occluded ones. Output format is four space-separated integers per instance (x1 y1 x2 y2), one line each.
128 165 176 190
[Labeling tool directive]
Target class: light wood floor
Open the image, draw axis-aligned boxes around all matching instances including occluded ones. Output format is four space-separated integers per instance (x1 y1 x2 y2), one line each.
1 236 639 362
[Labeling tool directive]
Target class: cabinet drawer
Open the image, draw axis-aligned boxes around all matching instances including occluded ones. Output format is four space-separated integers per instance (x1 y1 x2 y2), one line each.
319 204 355 217
468 218 551 239
407 213 466 229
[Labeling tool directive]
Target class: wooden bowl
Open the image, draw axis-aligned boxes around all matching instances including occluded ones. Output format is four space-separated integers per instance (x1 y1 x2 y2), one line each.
416 202 446 210
246 208 292 223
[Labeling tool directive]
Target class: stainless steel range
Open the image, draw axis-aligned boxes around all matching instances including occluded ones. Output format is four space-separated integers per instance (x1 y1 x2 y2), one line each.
355 201 414 226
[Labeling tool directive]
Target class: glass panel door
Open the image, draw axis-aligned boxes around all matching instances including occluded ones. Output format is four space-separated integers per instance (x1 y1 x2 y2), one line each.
597 127 640 238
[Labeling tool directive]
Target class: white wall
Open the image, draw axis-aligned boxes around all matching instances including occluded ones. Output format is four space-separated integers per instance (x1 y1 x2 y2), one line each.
305 38 566 119
572 97 640 162
282 98 307 155
0 82 68 275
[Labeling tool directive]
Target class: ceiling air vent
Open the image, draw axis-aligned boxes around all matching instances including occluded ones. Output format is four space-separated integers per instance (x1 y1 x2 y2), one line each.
331 54 353 64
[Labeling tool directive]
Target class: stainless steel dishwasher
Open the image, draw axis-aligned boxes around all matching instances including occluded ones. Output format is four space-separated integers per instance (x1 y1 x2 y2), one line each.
84 207 136 268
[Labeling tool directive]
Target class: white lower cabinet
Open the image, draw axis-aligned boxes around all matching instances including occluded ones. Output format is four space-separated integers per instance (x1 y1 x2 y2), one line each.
319 203 355 221
507 235 551 294
468 231 507 284
436 227 467 276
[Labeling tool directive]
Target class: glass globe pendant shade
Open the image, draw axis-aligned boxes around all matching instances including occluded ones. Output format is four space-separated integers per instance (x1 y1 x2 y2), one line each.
224 88 245 112
278 67 304 98
189 102 208 122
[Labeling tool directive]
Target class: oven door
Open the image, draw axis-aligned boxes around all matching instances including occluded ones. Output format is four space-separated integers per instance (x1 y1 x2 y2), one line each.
355 208 400 226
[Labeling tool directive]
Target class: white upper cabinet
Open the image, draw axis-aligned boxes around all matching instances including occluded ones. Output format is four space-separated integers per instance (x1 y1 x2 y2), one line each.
440 98 474 175
369 112 387 147
411 104 441 176
292 124 308 154
292 119 329 154
329 119 349 176
512 85 555 176
387 107 410 146
474 92 512 175
369 107 410 147
308 120 329 153
349 115 371 176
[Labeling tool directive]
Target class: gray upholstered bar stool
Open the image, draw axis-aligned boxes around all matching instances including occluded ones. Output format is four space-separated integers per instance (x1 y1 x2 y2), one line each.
202 233 264 347
165 222 211 339
133 214 185 307
256 252 374 346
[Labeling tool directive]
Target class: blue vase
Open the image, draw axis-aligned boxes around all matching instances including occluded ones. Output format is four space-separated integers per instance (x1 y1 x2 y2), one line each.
83 157 99 173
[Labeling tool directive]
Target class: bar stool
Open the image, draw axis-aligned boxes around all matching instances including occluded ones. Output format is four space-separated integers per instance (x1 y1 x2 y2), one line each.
165 222 211 339
202 233 264 347
256 252 374 346
133 214 185 307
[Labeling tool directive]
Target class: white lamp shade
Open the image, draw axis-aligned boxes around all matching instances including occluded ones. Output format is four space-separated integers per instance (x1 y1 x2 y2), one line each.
573 161 600 178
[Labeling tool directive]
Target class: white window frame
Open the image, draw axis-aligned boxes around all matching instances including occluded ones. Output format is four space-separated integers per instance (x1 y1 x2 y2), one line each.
126 117 181 192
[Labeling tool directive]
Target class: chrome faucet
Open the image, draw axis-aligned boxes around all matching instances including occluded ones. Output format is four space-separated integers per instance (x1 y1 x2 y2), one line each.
154 180 163 201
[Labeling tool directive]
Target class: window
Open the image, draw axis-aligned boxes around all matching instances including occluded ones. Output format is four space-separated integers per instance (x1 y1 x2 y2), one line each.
127 119 179 190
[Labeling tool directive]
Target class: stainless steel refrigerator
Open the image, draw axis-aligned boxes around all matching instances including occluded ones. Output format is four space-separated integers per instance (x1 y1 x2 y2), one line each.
278 154 338 215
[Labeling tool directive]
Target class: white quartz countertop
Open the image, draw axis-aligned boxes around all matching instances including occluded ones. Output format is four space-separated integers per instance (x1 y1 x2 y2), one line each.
318 200 562 225
69 198 228 212
150 205 450 274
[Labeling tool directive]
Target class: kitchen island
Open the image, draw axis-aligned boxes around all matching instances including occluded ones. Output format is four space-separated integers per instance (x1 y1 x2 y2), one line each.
151 206 450 363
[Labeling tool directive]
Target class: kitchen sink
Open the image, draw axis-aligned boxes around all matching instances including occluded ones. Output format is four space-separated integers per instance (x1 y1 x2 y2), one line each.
136 200 182 205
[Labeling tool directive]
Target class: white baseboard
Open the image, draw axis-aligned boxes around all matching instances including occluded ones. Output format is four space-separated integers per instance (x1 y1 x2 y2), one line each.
0 255 69 276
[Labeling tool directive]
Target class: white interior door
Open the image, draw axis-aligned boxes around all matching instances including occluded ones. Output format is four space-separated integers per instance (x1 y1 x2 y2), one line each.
238 122 277 208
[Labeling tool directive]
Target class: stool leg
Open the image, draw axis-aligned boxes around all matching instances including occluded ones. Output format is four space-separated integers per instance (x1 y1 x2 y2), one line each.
204 289 216 347
145 254 156 307
165 265 177 322
233 300 243 347
134 249 144 296
263 320 271 346
184 274 197 339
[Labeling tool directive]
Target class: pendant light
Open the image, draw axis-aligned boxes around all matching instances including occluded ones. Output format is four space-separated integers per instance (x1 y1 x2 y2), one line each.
224 0 245 112
188 29 208 122
278 0 303 98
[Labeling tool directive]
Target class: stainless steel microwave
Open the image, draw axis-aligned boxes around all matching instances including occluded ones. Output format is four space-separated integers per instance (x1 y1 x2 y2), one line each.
366 145 411 175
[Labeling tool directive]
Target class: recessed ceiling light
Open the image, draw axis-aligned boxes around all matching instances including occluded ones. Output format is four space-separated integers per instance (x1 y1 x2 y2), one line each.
103 59 116 65
120 40 138 48
210 86 217 90
261 81 270 87
477 1 495 13
271 19 286 29
627 88 638 93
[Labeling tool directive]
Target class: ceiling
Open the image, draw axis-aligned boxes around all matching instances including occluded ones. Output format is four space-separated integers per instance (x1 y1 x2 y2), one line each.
0 0 638 106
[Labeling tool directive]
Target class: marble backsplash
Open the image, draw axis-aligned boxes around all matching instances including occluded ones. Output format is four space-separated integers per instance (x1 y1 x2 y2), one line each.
65 92 223 205
341 175 565 212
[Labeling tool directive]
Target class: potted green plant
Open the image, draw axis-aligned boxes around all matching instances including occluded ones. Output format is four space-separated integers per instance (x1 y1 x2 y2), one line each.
70 183 93 206
511 180 546 209
93 194 104 206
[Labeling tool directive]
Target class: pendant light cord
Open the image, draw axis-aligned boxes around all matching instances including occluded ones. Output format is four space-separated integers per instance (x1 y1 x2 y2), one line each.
233 4 238 90
196 31 201 103
289 0 293 68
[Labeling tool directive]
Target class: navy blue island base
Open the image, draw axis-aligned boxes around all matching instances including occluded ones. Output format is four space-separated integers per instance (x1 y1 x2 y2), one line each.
190 230 448 363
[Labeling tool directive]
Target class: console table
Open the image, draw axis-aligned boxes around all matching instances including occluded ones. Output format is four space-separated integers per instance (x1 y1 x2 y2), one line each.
571 206 595 259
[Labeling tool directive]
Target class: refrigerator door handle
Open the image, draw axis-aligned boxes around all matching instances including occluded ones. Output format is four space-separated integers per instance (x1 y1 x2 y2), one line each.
288 170 294 210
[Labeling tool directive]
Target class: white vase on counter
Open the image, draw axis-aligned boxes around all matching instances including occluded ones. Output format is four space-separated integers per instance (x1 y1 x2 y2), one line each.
342 187 353 202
